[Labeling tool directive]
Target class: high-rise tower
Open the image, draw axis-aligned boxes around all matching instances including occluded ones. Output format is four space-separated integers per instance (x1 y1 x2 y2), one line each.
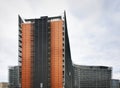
18 12 74 88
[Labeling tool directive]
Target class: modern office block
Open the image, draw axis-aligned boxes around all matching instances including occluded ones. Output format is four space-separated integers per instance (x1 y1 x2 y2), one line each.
0 82 8 88
74 65 112 88
74 65 79 88
111 79 120 88
9 66 20 88
18 12 74 88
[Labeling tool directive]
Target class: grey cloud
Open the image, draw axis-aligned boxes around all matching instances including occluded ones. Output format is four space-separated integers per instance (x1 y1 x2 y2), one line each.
66 0 104 20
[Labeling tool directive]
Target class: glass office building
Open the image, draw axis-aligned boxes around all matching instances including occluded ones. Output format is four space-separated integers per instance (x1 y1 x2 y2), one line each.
111 79 120 88
9 66 20 88
74 65 112 88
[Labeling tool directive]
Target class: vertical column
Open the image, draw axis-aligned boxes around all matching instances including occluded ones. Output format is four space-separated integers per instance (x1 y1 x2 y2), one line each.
21 23 33 88
50 20 63 88
33 17 49 88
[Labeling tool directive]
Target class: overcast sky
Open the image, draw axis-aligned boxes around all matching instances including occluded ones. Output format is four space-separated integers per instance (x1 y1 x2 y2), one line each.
0 0 120 82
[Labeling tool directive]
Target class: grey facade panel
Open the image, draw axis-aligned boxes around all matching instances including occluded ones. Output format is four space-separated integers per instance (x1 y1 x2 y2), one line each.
64 12 74 88
33 17 49 88
18 16 23 88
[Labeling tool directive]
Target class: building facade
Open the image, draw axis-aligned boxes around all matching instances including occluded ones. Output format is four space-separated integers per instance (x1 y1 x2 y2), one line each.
18 12 74 88
0 82 8 88
111 79 120 88
9 66 20 88
74 65 112 88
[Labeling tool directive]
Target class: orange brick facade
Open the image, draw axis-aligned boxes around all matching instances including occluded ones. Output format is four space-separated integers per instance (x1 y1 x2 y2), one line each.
50 20 63 88
21 21 64 88
21 23 33 88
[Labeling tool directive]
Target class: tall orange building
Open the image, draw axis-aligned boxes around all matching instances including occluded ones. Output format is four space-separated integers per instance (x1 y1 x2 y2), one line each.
18 12 74 88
